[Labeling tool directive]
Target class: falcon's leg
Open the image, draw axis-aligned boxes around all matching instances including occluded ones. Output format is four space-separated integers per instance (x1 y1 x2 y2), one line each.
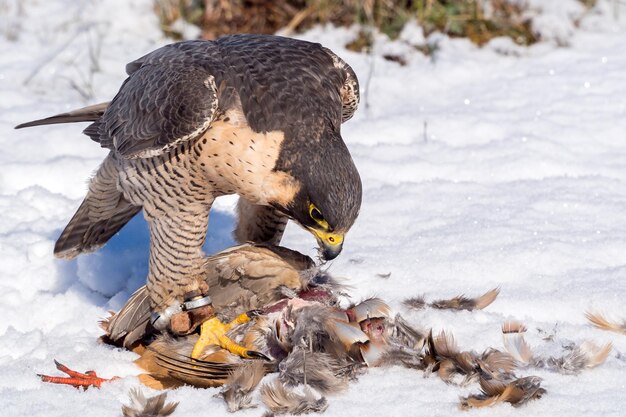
234 198 288 245
191 311 269 360
38 360 119 389
146 202 212 317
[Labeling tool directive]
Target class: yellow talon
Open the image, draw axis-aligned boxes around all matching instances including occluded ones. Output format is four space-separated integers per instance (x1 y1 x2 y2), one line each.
225 312 253 331
191 313 266 360
191 317 222 359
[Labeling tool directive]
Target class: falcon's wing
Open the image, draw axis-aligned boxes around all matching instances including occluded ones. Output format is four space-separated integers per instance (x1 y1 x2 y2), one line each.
234 198 288 246
322 47 360 123
85 43 219 158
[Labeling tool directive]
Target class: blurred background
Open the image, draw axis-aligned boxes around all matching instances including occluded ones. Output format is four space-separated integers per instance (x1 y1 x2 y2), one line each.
155 0 597 46
156 0 548 46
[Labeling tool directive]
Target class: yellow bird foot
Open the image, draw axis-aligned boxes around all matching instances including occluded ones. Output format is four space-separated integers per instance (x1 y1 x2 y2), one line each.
191 310 269 361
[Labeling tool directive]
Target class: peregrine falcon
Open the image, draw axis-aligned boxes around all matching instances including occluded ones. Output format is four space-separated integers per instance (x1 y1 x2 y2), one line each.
16 35 362 334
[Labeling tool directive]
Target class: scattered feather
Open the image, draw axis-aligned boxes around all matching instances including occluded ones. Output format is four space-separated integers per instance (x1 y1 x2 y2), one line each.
430 288 500 311
479 349 517 374
502 321 527 334
219 362 265 412
502 330 534 365
330 320 369 348
431 330 459 359
360 341 389 367
379 347 425 370
455 351 478 375
461 376 545 410
403 288 499 312
586 311 626 335
348 298 390 322
546 342 612 374
402 296 426 311
387 314 426 350
279 350 349 394
502 326 612 374
261 380 328 415
122 388 178 417
437 359 458 384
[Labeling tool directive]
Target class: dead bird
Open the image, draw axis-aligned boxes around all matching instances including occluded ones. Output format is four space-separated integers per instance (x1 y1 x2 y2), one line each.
403 288 499 312
97 241 389 391
135 296 390 392
124 295 390 415
101 243 329 350
44 243 569 413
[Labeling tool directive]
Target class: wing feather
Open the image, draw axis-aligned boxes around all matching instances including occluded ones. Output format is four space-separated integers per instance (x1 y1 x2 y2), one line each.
88 42 220 158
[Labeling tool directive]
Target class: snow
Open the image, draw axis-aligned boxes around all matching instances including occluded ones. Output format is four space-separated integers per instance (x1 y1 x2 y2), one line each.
1 0 626 416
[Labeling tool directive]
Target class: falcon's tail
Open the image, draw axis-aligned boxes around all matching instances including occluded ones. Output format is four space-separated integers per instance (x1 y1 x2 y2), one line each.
55 155 141 259
55 195 141 259
15 102 108 129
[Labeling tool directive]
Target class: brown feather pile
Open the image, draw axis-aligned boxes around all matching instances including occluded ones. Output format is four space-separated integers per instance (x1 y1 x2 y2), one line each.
132 296 385 411
122 388 178 417
460 375 546 409
377 321 547 409
586 311 626 335
380 317 613 410
422 330 518 385
403 288 500 312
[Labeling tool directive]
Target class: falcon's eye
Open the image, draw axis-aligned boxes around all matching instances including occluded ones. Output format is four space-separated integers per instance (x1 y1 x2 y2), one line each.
309 203 328 229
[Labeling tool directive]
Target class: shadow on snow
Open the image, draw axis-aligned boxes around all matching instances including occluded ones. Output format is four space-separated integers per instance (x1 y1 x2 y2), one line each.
51 208 236 310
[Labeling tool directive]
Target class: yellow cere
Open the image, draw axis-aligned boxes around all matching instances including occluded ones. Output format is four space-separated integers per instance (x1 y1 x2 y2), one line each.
312 228 344 246
308 203 343 245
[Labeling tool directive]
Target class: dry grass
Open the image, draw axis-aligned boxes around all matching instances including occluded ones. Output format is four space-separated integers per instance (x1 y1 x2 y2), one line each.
155 0 595 50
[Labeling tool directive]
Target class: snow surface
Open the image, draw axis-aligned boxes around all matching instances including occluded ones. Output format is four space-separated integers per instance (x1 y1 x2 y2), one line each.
1 0 626 416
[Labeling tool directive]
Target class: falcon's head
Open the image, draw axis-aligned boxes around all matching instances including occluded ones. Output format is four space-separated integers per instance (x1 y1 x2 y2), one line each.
272 126 362 261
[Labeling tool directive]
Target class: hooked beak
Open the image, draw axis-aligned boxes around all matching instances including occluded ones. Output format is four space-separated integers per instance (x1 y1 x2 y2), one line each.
309 228 344 260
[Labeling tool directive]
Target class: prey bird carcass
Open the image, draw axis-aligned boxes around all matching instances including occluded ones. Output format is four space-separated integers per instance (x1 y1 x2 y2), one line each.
100 243 392 393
